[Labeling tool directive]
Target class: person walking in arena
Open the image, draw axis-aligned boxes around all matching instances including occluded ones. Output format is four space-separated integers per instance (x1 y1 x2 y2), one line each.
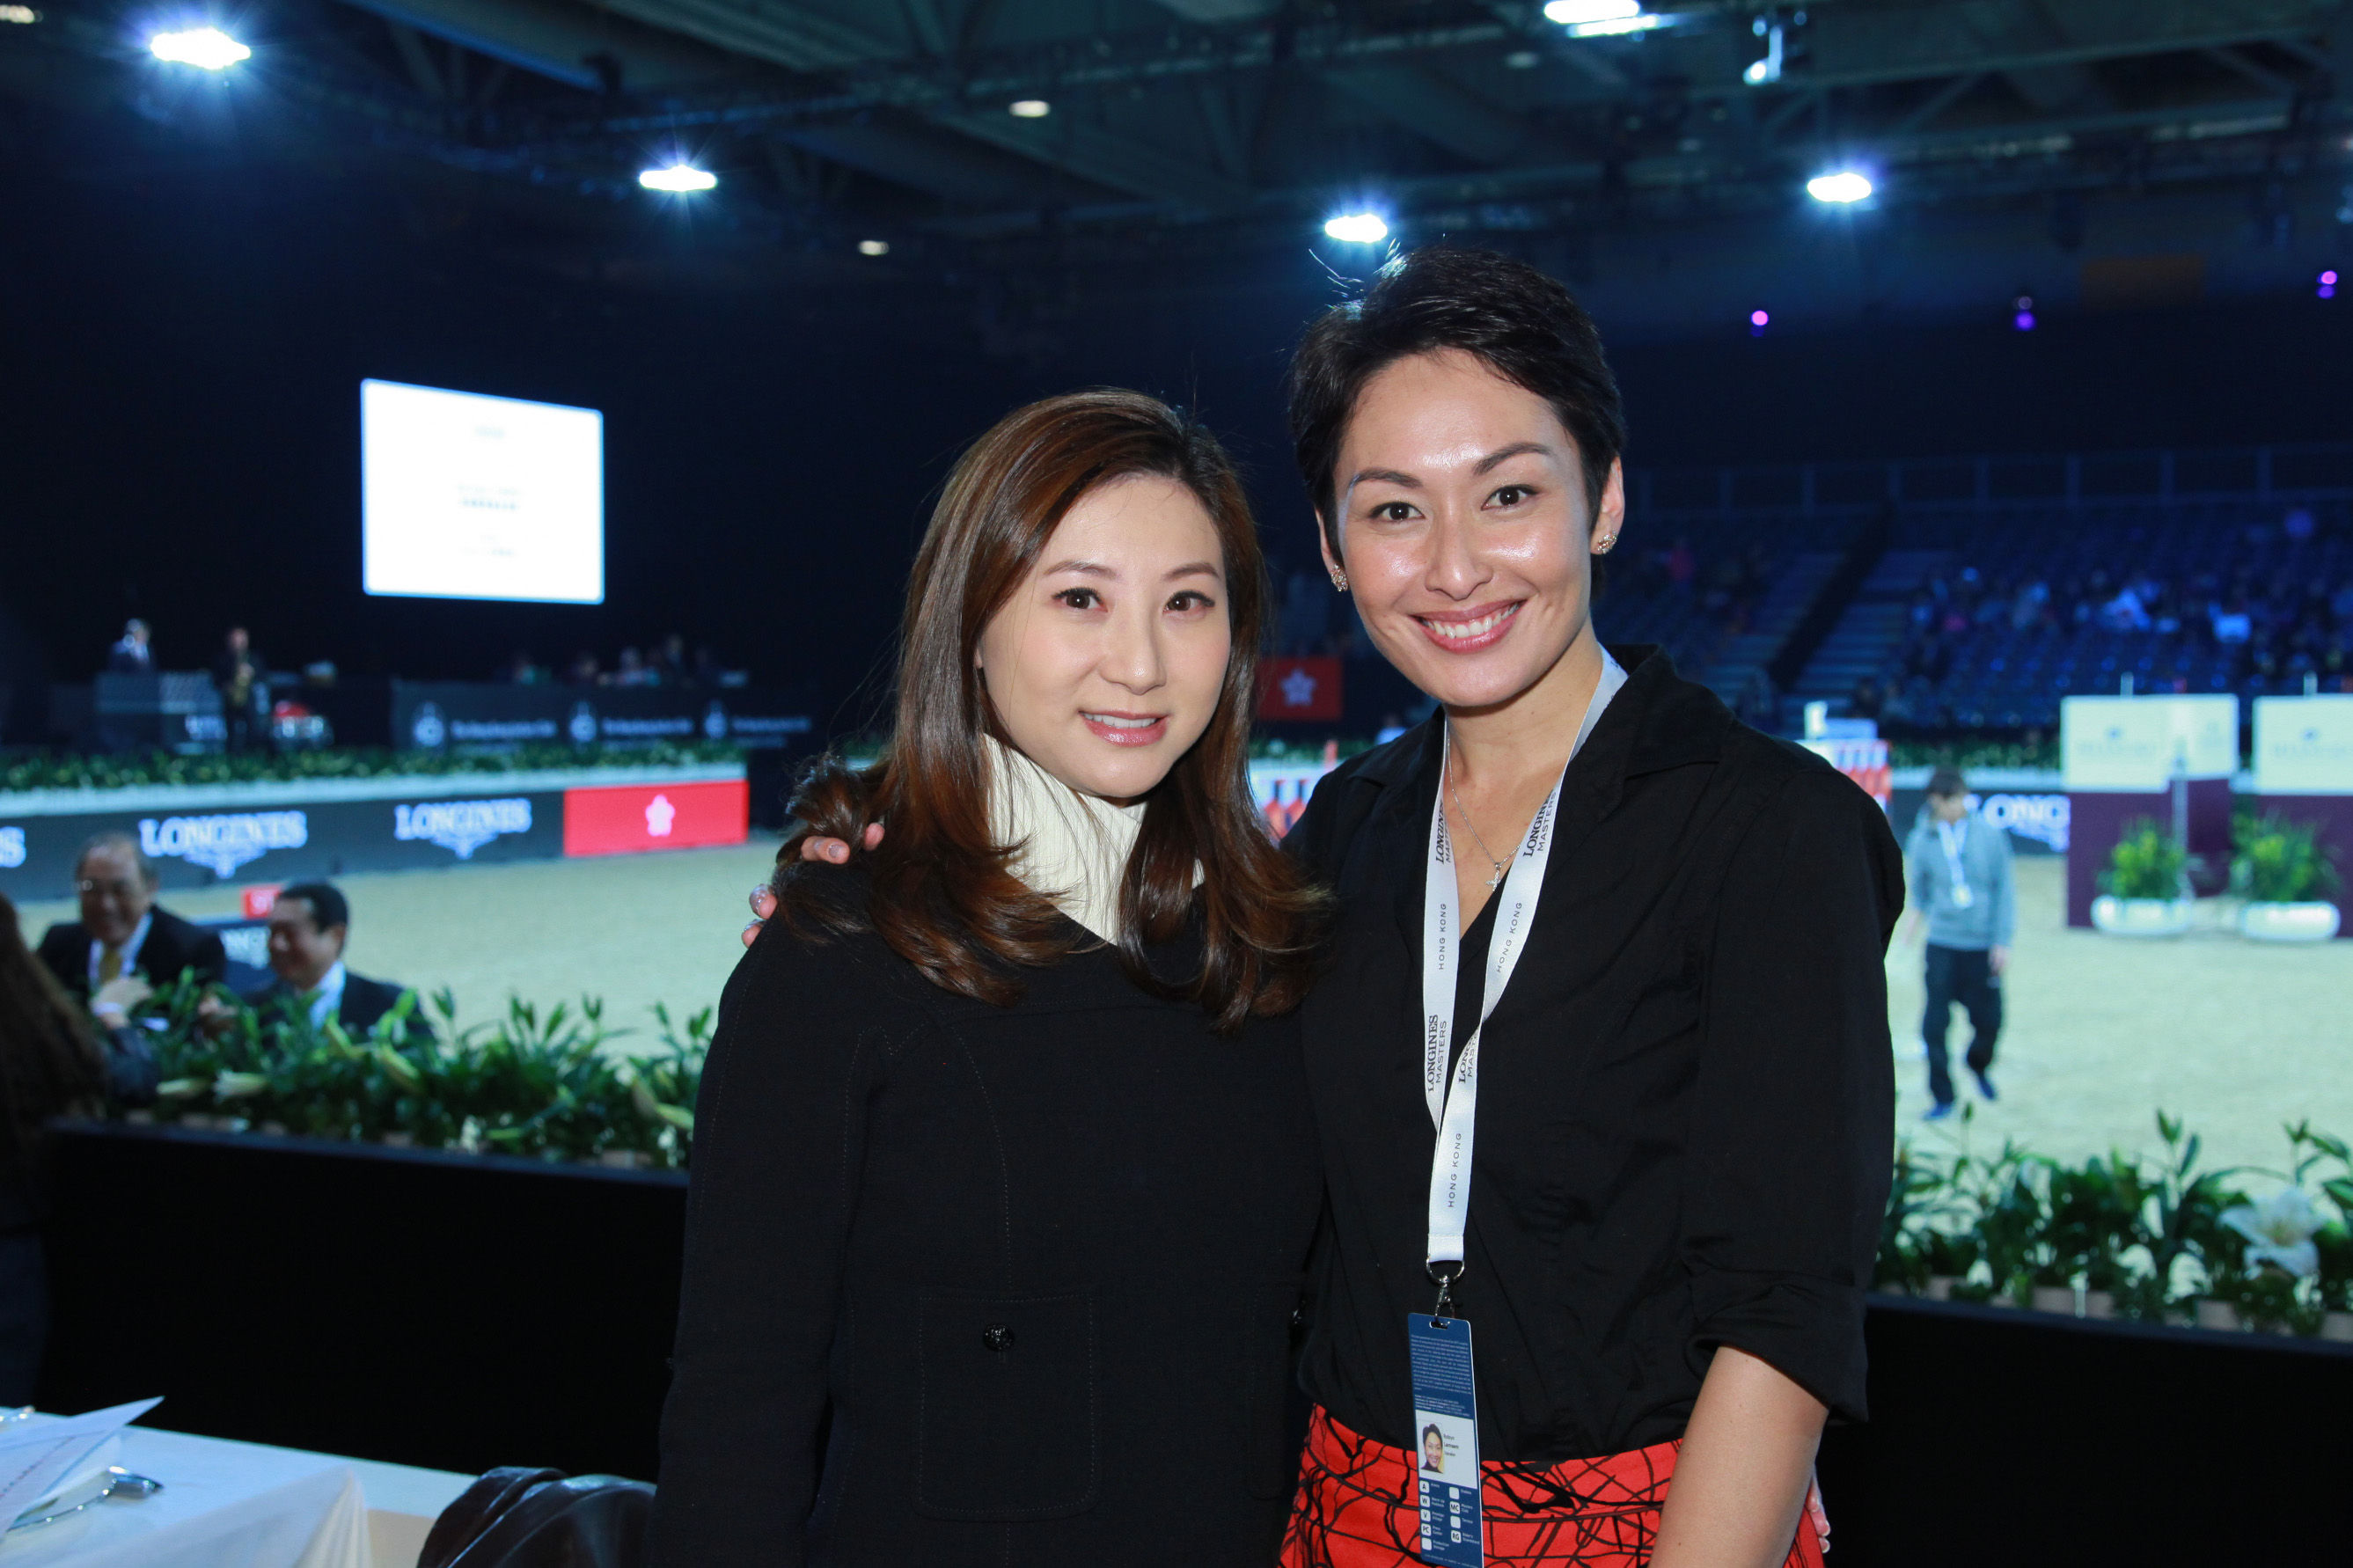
651 392 1326 1567
785 249 1902 1568
1902 767 2015 1119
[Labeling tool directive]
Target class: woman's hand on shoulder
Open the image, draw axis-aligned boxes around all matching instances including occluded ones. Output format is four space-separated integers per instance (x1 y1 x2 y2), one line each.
740 824 885 948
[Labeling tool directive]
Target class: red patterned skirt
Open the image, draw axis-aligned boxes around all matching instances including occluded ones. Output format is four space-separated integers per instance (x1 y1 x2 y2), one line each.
1280 1407 1830 1568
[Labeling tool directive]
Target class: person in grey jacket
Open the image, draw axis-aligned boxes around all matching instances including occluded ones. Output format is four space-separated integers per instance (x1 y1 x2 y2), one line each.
1902 768 2015 1118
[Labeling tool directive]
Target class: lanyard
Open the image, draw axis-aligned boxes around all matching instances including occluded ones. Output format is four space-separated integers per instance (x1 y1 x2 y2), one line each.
1419 654 1624 1306
1937 817 1971 898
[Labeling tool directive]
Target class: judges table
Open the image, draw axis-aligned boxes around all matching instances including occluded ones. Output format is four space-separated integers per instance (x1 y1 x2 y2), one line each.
2 1424 472 1568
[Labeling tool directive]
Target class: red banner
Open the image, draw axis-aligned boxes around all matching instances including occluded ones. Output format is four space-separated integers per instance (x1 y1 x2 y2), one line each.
1257 656 1343 722
562 779 749 857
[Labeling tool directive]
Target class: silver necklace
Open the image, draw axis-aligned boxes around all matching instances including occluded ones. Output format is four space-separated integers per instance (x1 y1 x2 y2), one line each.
1444 757 1510 892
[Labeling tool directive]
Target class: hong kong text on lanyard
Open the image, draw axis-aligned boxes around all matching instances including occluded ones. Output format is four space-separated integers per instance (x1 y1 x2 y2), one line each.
1421 649 1626 1303
1405 654 1625 1568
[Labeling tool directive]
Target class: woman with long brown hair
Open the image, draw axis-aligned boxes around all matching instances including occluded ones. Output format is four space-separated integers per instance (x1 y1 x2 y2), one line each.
650 390 1326 1566
0 888 159 1403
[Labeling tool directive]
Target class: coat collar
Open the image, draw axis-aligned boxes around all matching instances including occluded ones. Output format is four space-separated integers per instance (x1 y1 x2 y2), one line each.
1346 645 1736 944
1352 643 1732 803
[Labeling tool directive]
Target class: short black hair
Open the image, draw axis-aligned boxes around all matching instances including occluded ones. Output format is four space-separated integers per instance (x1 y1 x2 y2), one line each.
276 882 349 934
1287 246 1627 558
1926 768 1968 800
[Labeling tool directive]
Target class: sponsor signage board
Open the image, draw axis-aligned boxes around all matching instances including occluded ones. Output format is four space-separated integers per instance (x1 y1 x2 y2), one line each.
1887 789 2068 854
2252 695 2353 796
0 789 568 899
561 780 748 858
392 683 815 755
2061 695 2238 792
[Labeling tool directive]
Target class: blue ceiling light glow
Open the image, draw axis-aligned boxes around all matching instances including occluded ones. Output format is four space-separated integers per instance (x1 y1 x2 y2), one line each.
639 164 717 193
1543 1 1666 38
1806 171 1873 204
1323 212 1389 244
1744 15 1785 84
148 26 249 68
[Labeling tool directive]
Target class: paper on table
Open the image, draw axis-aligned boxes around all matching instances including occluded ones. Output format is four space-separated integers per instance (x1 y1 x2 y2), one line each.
0 1399 163 1525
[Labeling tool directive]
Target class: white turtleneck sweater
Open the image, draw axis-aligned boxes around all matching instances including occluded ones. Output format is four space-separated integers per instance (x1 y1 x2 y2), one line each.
983 735 1145 944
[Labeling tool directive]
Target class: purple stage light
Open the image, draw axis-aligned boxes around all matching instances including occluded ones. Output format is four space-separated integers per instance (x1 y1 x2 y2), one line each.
2322 270 2340 298
2014 311 2036 331
1748 309 1769 336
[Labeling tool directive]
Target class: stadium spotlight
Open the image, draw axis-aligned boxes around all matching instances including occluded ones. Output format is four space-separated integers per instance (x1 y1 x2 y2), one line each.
148 26 249 68
1743 14 1785 84
858 238 890 257
638 164 716 193
1008 99 1051 118
2320 269 2339 300
1323 212 1389 244
1749 309 1770 336
2013 295 2036 331
1806 171 1873 204
1543 0 1663 35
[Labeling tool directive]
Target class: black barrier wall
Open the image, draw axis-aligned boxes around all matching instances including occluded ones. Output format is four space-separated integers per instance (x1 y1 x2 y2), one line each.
38 1124 2350 1562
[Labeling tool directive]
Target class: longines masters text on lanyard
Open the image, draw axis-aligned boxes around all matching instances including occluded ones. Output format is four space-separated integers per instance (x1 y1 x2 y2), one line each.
1410 659 1620 1568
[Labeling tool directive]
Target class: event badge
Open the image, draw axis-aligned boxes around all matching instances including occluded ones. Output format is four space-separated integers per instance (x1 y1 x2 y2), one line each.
1408 1313 1483 1567
1951 884 1975 908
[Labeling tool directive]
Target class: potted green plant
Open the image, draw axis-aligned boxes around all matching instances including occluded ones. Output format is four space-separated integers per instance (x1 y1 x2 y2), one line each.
2232 811 2342 942
2093 819 2192 936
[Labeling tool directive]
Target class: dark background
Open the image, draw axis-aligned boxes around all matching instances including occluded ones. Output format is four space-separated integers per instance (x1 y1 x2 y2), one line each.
5 107 2351 729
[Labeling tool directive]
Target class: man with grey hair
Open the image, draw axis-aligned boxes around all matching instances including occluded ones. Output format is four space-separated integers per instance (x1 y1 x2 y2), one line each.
1902 768 2016 1119
35 832 228 1008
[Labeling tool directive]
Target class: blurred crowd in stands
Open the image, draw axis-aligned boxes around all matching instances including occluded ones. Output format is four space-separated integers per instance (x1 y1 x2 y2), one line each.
1866 502 2353 729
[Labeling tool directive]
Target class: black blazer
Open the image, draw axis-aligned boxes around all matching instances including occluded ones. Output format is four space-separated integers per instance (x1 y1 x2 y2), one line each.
650 867 1323 1568
1286 645 1903 1463
37 907 228 1006
243 971 429 1040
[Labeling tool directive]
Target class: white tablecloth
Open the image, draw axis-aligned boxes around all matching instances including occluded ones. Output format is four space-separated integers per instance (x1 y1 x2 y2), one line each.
0 1425 370 1568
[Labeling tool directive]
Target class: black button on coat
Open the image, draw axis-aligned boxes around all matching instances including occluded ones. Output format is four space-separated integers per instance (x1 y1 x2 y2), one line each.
649 867 1322 1567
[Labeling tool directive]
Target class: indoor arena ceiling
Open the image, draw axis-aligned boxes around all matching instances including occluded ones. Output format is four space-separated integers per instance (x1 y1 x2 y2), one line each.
11 0 2353 263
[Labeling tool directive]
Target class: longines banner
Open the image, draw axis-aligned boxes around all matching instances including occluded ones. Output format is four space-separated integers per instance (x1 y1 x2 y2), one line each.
0 788 568 898
390 682 816 754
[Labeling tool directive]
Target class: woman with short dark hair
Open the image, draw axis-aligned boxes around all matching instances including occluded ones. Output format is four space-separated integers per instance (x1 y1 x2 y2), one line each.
652 391 1326 1566
1278 249 1900 1568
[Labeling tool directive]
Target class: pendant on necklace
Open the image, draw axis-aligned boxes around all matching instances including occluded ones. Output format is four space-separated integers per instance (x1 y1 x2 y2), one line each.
1486 867 1505 891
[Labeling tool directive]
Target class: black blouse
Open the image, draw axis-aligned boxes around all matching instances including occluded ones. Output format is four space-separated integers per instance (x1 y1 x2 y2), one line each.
650 868 1323 1567
1286 646 1902 1464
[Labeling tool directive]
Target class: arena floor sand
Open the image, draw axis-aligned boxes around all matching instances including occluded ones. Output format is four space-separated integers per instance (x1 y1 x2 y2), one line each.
16 852 2349 1174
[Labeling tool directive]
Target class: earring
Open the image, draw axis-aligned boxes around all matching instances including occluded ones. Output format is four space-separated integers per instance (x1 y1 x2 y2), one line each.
1330 570 1349 592
1594 535 1616 555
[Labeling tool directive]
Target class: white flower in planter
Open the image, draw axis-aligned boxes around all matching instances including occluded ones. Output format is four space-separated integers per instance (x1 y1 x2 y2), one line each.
2221 1188 2323 1279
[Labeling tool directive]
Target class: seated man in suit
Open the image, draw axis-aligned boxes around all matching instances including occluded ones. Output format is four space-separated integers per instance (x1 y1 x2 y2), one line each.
247 882 427 1040
37 832 229 1007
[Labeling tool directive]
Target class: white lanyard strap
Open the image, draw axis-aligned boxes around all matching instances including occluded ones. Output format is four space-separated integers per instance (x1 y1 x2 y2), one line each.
1420 654 1625 1290
1938 818 1970 897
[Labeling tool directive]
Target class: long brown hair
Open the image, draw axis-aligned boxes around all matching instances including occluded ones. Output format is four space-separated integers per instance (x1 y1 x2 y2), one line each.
776 389 1323 1033
0 890 106 1174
